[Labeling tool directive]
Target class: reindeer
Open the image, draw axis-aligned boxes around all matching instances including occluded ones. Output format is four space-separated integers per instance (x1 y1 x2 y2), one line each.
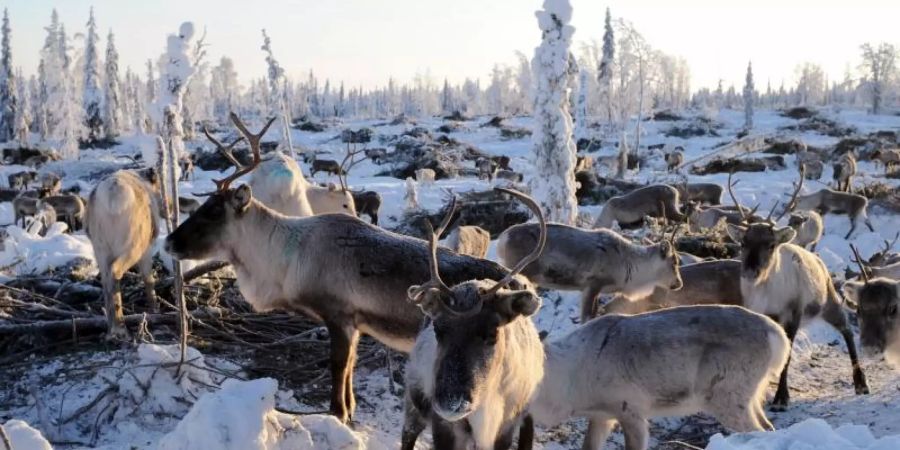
866 233 900 267
476 157 496 181
178 154 195 181
842 259 900 366
602 259 742 315
575 155 595 173
204 124 355 218
8 171 37 190
43 195 86 231
594 184 686 229
39 172 62 196
498 223 682 322
792 188 873 239
351 190 381 225
833 152 857 192
675 182 723 205
445 225 490 259
800 160 824 180
725 222 869 409
870 148 900 174
364 147 387 164
86 170 160 339
491 155 511 171
403 193 546 450
165 113 517 424
12 196 40 227
405 177 420 211
311 159 343 177
531 305 790 450
664 149 684 172
416 168 437 185
787 211 823 251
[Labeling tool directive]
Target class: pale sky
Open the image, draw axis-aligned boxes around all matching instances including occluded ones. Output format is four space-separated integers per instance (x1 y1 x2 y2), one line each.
4 0 899 91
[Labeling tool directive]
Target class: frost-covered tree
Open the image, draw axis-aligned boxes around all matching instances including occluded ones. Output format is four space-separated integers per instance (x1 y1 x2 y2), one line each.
529 0 578 224
154 22 198 167
103 30 123 138
598 7 614 126
795 62 825 106
82 8 103 142
41 12 81 158
0 8 16 142
261 29 285 119
513 51 532 115
14 68 30 145
36 60 48 140
859 42 898 114
743 61 754 131
440 78 453 114
210 56 239 121
574 67 589 142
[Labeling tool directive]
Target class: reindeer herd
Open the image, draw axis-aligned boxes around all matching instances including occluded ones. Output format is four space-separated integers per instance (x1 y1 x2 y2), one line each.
6 112 899 449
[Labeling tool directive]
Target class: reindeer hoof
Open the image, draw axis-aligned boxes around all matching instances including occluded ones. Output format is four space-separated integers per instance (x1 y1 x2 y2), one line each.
768 402 788 412
104 326 131 342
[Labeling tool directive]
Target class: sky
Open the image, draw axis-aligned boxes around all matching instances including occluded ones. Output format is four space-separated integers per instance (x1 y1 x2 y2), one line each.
3 0 899 92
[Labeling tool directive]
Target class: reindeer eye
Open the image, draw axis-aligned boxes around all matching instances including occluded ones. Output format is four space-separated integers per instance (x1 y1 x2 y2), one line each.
889 304 898 317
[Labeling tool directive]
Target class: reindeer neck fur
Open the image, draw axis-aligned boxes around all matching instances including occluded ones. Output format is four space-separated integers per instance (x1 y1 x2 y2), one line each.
221 200 311 311
740 243 828 315
614 243 668 298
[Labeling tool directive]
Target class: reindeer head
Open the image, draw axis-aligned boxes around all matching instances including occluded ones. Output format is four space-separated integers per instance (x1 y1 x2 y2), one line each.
843 277 900 365
165 113 275 260
407 188 546 422
727 223 795 280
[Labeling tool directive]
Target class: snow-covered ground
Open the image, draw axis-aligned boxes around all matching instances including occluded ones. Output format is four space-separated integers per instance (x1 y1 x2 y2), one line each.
2 107 900 449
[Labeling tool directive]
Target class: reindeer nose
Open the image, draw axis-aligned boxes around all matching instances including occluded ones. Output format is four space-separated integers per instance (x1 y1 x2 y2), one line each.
434 396 474 422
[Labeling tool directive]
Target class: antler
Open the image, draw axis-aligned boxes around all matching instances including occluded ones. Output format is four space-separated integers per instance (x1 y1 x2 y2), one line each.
204 113 277 193
775 165 805 222
337 143 368 192
727 171 749 223
203 126 245 169
880 232 900 259
849 244 870 284
485 187 547 296
408 196 459 305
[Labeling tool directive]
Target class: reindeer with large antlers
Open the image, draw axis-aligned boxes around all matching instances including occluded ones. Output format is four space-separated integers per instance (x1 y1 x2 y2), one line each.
166 114 518 423
403 190 546 450
843 245 900 366
725 194 869 410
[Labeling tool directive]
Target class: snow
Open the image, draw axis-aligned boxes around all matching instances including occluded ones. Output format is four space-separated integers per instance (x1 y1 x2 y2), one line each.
1 420 53 450
707 419 900 450
2 107 900 449
158 378 362 450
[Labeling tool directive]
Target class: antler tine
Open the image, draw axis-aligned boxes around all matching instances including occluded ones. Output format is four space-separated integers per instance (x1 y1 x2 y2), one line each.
765 201 780 223
211 114 277 191
337 145 368 192
203 126 245 169
883 231 900 255
486 188 547 295
775 166 804 222
727 171 748 222
849 244 870 284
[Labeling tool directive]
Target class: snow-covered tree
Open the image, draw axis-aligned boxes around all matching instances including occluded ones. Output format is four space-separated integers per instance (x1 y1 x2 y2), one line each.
210 56 239 121
103 30 123 138
40 12 81 158
36 60 48 140
513 51 532 115
0 8 16 142
743 61 754 131
574 67 589 142
14 68 29 145
598 7 614 126
261 29 285 119
529 0 578 224
82 8 103 141
859 42 898 114
795 62 825 106
152 22 198 177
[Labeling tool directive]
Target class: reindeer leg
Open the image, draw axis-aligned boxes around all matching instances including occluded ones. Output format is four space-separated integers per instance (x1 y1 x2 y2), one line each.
344 328 360 422
771 310 801 411
431 414 457 450
101 264 129 341
582 415 615 450
517 415 535 450
618 414 649 450
580 285 603 323
138 251 158 313
822 300 869 395
845 216 858 240
326 321 356 424
401 389 427 450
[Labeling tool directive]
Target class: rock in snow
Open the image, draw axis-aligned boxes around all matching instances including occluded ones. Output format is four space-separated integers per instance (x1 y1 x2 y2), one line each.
1 420 53 450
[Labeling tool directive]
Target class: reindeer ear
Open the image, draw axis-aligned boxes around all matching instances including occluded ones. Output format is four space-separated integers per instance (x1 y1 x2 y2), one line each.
774 226 796 244
495 290 541 322
230 184 253 212
327 182 339 192
726 224 747 243
658 241 673 258
841 281 863 310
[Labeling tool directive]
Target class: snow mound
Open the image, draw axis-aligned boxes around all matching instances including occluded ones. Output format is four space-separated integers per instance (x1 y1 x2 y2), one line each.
1 419 53 450
0 223 95 277
157 378 362 450
706 418 900 450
